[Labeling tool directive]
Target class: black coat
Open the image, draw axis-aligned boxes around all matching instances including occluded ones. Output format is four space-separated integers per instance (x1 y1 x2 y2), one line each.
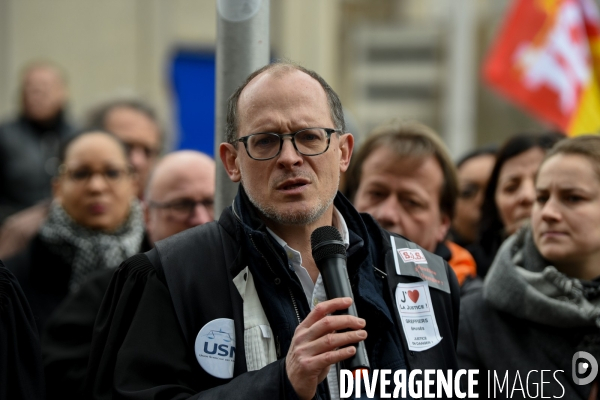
5 233 151 333
42 268 121 400
84 190 460 399
0 113 75 223
0 260 45 400
6 234 75 332
39 235 151 400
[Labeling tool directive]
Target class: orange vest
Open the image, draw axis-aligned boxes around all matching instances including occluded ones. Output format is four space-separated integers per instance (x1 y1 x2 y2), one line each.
445 240 477 286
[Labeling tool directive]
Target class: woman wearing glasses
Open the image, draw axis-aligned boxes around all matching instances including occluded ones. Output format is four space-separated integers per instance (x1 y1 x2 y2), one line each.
5 130 146 332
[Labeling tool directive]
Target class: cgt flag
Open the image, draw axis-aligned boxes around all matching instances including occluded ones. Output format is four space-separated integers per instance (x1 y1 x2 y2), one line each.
483 0 600 136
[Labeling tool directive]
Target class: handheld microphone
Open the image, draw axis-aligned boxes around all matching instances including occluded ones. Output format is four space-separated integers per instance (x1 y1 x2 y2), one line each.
310 226 370 372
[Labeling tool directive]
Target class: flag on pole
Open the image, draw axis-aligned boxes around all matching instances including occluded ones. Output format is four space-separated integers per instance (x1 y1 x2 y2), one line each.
483 0 600 136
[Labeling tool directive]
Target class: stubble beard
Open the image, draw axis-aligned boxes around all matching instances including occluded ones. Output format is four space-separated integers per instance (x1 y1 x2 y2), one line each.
242 173 338 226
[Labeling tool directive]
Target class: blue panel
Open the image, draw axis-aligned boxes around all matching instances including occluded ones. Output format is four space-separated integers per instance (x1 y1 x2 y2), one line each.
171 49 216 156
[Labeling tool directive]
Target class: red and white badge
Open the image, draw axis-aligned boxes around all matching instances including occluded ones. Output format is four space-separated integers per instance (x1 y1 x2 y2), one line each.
389 236 451 294
397 248 428 264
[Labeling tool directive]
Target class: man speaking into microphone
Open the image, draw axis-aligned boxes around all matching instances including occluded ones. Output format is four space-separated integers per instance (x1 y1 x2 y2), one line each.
85 61 460 400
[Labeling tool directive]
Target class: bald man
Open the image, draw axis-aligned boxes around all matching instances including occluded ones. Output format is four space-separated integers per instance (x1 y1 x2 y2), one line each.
144 150 216 243
42 150 216 400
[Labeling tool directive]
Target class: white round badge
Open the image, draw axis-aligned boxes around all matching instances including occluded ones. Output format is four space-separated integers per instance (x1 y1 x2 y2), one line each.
195 318 236 379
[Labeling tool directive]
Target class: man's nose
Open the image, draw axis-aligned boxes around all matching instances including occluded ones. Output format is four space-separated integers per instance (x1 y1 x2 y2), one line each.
128 147 148 170
373 196 404 234
276 138 303 167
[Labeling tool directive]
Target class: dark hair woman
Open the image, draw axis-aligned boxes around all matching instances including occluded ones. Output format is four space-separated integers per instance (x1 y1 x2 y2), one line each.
458 135 600 399
450 145 497 248
472 131 564 277
5 130 146 332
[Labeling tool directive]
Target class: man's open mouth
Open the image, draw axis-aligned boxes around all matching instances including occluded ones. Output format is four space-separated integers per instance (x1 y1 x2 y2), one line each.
277 178 310 191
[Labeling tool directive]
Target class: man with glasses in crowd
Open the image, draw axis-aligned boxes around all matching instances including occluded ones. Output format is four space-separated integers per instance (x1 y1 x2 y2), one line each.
88 99 163 199
84 62 459 400
144 150 215 243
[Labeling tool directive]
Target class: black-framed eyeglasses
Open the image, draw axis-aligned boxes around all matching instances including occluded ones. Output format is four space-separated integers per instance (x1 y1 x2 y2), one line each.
148 198 214 220
58 164 132 185
234 127 342 161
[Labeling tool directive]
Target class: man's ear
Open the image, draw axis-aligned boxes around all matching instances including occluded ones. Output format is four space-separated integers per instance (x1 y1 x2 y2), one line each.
219 142 241 182
338 133 354 173
436 212 452 243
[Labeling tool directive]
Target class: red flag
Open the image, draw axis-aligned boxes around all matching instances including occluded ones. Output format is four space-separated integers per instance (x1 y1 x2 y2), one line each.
483 0 600 135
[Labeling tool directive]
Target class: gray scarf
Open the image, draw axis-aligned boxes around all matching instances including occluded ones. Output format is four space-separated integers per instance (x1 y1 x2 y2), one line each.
484 225 600 328
39 200 145 292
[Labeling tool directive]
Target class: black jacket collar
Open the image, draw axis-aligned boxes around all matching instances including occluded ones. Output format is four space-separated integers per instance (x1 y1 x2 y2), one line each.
225 185 395 326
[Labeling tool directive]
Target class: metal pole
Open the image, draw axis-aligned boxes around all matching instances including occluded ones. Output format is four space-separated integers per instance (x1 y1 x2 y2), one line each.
443 0 477 159
214 0 270 217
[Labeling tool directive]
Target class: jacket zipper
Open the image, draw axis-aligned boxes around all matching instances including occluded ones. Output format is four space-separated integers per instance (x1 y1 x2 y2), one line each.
287 287 301 325
242 212 331 399
248 233 302 326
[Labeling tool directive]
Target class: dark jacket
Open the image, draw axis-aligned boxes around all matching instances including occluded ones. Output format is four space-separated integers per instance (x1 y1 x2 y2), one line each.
0 113 75 223
0 260 45 400
5 233 151 333
42 268 131 400
85 189 460 399
6 234 75 332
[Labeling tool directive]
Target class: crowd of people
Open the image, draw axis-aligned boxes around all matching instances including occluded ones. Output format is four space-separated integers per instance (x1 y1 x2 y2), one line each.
0 59 598 400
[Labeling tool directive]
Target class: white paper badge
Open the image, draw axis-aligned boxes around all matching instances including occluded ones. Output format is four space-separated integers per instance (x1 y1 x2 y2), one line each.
195 318 236 379
395 282 443 352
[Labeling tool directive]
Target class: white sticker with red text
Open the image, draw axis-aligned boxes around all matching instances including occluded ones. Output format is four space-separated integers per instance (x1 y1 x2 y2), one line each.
389 236 450 294
395 281 443 352
397 248 428 264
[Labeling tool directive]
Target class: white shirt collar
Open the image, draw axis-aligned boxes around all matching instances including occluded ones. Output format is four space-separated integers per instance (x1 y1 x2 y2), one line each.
266 208 347 400
266 207 350 252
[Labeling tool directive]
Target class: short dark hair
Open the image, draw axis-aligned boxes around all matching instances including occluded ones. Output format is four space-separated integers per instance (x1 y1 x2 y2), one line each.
455 144 498 170
343 119 458 220
225 60 345 144
58 130 128 168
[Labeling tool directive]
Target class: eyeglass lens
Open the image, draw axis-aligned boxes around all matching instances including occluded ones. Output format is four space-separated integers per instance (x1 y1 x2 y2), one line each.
246 128 329 159
67 168 128 183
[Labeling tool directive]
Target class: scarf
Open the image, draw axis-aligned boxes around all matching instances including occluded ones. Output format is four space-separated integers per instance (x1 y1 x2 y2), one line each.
484 225 600 328
39 200 145 292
